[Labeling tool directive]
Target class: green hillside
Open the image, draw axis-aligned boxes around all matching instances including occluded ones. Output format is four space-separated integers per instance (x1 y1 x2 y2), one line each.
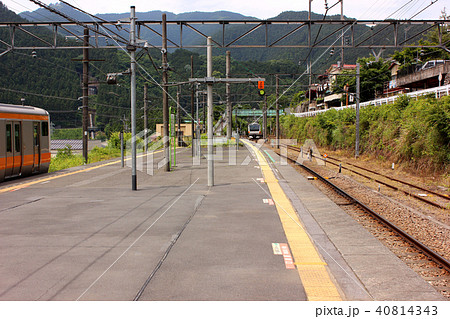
0 3 304 133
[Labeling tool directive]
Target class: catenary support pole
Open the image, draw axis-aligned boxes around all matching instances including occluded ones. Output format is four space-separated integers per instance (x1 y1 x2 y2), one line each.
226 51 232 140
263 94 267 140
162 13 170 171
130 6 137 190
355 62 360 158
341 0 345 66
207 37 214 187
82 28 89 164
144 82 148 152
177 85 181 146
276 74 280 148
191 55 195 156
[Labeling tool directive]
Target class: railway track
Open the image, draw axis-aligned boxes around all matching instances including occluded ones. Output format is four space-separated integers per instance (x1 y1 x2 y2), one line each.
272 146 450 280
284 144 450 211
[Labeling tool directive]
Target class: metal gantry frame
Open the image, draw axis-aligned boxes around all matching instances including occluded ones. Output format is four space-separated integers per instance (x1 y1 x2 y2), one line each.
1 4 449 190
0 19 448 51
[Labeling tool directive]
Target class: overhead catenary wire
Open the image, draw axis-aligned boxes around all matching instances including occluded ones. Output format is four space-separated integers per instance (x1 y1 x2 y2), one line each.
250 0 442 125
58 0 199 124
8 0 55 22
0 86 130 111
21 0 444 129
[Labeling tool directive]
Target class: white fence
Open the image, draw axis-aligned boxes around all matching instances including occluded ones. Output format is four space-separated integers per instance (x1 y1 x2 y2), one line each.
292 84 450 118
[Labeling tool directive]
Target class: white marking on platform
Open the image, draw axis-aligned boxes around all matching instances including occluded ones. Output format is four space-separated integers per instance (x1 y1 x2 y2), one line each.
272 243 282 255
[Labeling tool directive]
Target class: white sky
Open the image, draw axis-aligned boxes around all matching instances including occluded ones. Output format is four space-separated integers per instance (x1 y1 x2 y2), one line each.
1 0 447 20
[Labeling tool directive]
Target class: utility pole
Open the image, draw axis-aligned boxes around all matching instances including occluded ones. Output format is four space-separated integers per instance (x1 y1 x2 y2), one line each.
355 62 360 158
226 51 232 140
191 55 195 156
144 82 148 152
207 37 214 187
276 75 280 148
162 13 170 171
130 6 137 190
82 28 89 164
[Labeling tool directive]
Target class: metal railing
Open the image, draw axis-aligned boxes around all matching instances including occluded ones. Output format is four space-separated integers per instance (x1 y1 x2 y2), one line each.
293 84 450 118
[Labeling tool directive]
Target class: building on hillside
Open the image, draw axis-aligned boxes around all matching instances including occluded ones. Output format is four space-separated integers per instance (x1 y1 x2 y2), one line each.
382 61 409 97
321 63 357 108
383 60 450 96
295 63 357 113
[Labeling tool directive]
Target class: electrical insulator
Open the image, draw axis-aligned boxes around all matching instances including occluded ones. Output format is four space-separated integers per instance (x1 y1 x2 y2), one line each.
31 50 37 58
106 73 118 85
345 36 350 46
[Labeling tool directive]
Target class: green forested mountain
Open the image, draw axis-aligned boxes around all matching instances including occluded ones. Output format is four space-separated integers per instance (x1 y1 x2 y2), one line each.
0 2 306 133
17 2 428 67
0 2 435 133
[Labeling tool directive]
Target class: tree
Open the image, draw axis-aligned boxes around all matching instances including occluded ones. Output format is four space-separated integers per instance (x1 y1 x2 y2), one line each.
332 57 391 102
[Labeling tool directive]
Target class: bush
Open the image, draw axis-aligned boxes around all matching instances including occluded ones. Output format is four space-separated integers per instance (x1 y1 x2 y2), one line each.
49 146 84 172
108 132 132 149
280 95 450 172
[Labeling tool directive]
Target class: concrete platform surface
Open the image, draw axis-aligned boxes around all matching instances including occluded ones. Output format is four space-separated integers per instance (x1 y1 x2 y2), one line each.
0 142 445 301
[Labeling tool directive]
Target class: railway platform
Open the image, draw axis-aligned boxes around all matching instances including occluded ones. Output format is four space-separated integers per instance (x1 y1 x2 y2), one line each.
0 140 445 301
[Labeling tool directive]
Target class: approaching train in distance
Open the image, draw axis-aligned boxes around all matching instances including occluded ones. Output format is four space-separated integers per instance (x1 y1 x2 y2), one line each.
0 103 51 182
248 122 262 139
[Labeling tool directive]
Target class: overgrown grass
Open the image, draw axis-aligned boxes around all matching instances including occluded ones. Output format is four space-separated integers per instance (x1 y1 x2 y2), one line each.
48 146 121 173
281 95 450 173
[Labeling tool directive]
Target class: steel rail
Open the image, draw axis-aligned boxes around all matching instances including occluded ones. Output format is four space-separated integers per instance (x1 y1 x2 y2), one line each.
274 148 450 273
326 154 450 201
285 145 449 210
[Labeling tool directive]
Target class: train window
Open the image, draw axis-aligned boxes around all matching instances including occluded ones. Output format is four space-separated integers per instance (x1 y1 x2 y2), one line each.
33 124 39 146
6 124 12 153
41 122 48 137
14 124 21 153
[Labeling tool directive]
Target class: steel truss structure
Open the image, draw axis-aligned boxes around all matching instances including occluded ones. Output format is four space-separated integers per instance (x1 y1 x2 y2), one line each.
0 19 448 52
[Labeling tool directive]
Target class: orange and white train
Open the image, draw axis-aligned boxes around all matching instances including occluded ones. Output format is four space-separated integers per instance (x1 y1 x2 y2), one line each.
0 103 51 182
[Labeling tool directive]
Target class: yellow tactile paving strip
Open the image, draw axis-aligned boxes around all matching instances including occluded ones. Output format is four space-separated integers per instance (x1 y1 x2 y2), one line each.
244 141 342 301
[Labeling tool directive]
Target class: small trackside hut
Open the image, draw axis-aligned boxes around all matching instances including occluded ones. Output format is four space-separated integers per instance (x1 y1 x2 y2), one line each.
0 103 51 182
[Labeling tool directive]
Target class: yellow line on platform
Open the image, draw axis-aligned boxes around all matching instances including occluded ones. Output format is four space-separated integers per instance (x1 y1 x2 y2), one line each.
0 150 164 194
243 140 342 301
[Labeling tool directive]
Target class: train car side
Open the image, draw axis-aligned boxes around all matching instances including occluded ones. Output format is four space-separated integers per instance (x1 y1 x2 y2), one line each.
0 104 50 182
